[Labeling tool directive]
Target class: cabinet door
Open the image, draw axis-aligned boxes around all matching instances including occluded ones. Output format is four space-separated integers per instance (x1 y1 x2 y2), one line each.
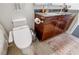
35 23 44 40
42 24 56 40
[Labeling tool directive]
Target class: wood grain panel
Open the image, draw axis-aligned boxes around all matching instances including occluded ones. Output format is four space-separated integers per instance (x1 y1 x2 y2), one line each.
35 13 76 41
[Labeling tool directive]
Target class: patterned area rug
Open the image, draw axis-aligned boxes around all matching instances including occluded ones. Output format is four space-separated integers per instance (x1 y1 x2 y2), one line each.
29 33 79 55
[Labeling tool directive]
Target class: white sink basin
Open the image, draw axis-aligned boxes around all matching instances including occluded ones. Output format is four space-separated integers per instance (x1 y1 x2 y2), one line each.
43 13 61 16
36 12 72 17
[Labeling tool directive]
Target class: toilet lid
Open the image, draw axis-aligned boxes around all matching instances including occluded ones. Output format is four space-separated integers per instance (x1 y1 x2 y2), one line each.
13 27 32 49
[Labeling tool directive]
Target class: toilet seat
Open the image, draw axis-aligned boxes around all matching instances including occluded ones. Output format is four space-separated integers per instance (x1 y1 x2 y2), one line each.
13 26 32 49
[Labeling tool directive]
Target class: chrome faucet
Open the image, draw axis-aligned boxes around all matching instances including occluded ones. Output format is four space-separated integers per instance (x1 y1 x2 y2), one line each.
60 3 71 14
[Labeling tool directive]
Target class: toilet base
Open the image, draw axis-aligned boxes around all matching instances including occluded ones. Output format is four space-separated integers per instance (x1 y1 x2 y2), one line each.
21 46 34 55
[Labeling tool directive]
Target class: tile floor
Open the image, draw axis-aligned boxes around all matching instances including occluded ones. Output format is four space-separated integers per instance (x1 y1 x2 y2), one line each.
7 43 22 55
7 33 79 55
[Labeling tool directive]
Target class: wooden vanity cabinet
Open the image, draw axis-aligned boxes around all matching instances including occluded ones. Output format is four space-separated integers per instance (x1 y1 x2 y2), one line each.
35 14 76 41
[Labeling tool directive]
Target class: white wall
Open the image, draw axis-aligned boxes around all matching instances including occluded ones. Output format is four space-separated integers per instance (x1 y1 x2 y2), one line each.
78 14 79 25
0 3 14 34
34 3 79 10
0 3 34 34
66 14 78 34
67 3 79 10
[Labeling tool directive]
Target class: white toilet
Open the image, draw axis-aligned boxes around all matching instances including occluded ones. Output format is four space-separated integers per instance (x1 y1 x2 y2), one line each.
10 18 34 54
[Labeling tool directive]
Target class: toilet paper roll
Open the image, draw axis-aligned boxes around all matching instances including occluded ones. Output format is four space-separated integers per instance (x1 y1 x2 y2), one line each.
34 18 41 24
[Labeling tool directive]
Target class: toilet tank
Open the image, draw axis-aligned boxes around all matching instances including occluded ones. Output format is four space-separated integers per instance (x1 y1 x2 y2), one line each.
12 18 27 28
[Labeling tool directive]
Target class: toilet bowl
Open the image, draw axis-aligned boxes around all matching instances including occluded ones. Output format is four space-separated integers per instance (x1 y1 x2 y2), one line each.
13 25 33 54
11 18 34 54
